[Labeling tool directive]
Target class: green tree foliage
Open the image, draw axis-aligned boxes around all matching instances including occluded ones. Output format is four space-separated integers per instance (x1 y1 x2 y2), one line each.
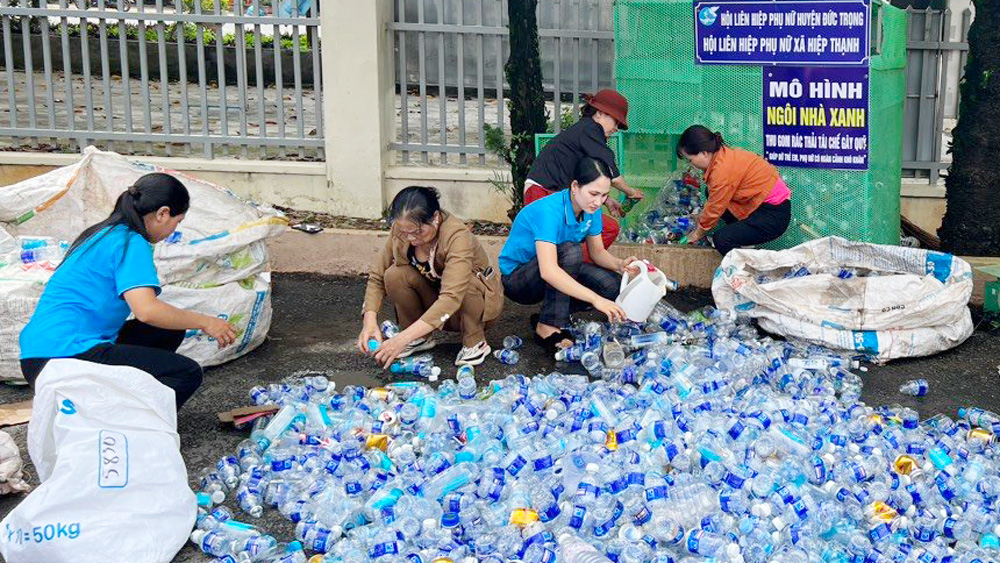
938 0 1000 255
494 0 547 220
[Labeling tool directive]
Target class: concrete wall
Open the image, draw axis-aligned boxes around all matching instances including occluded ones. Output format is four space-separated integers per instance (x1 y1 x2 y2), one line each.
901 181 947 234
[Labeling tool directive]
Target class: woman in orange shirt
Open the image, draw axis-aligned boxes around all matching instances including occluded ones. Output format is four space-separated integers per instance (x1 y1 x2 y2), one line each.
676 125 791 255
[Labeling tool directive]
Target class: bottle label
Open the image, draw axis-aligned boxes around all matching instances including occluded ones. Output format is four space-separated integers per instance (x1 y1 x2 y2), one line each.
532 454 554 472
687 530 703 553
569 506 587 529
631 504 652 526
867 522 891 543
727 420 746 440
577 482 601 499
505 454 527 476
724 470 746 490
539 503 561 522
368 541 399 558
943 517 957 538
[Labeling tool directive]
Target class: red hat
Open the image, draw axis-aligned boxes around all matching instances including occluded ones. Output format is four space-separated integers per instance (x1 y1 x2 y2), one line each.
582 89 629 130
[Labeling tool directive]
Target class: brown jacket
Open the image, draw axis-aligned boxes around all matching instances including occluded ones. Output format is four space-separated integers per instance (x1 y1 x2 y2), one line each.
700 145 781 231
362 211 503 330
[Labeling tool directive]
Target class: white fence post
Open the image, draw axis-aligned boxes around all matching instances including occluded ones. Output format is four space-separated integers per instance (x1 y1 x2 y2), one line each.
321 0 395 218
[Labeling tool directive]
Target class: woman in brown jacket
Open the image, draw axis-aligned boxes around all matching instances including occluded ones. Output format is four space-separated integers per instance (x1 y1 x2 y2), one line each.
357 186 503 367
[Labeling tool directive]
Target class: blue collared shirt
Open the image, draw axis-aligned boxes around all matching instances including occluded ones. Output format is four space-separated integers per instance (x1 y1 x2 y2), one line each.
20 225 161 359
498 189 603 275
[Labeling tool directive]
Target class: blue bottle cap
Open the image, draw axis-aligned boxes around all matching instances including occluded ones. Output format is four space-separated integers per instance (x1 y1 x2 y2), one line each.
441 512 461 529
958 407 967 417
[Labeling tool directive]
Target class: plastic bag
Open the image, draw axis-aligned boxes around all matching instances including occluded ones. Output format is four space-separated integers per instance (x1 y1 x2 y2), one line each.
0 430 31 495
0 359 196 563
712 236 974 361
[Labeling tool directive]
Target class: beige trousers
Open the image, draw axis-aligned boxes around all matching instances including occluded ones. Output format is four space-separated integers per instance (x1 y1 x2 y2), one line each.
384 264 487 347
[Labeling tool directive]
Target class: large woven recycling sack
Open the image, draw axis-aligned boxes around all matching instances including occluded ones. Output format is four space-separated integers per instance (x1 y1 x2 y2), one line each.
0 430 31 495
0 147 287 382
712 236 974 361
0 359 196 563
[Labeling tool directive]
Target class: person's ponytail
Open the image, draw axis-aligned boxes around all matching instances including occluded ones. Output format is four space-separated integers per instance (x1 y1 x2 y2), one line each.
676 124 725 158
61 173 190 264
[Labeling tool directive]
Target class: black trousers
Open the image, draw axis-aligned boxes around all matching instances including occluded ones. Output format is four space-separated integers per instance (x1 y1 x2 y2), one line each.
502 242 621 328
712 200 792 256
20 320 203 409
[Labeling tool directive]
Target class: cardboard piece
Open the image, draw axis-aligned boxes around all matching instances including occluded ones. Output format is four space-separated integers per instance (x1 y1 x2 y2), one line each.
0 400 33 427
217 404 278 424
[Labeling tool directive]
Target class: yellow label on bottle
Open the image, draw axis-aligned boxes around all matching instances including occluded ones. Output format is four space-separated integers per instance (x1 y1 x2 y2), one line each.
509 508 540 527
366 434 390 451
969 428 995 443
605 430 619 451
867 501 898 523
369 388 392 402
893 454 919 476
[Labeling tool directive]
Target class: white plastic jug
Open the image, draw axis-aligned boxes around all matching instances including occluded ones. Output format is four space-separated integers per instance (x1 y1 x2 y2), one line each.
616 260 675 322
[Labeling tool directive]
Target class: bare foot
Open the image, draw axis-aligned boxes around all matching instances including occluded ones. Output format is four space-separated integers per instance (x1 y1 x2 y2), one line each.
536 321 574 349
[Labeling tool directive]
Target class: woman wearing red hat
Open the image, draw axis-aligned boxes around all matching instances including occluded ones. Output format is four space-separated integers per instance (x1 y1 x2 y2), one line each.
524 89 643 261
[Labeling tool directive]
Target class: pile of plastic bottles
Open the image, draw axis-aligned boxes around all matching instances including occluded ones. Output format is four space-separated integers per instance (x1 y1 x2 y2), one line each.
620 171 705 245
0 235 69 270
193 300 1000 563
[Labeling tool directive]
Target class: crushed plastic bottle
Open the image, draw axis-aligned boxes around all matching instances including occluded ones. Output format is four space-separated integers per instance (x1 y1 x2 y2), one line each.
493 349 519 365
503 335 523 350
899 378 929 396
195 300 1000 563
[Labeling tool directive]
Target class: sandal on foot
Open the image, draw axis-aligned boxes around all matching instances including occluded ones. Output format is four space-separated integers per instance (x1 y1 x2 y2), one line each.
534 329 574 356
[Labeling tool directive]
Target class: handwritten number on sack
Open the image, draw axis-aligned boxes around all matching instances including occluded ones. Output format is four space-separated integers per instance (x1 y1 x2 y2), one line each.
98 430 128 488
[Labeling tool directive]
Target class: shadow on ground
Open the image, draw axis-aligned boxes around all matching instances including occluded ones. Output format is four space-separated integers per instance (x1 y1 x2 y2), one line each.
0 273 997 562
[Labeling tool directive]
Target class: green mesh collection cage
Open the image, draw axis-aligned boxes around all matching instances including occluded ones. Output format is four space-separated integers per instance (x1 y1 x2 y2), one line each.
613 0 908 247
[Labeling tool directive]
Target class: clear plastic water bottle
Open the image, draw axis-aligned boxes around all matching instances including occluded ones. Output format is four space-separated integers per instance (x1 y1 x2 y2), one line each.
457 375 477 400
494 349 519 365
191 529 233 557
580 351 602 374
555 344 585 362
629 332 669 348
959 407 1000 429
503 335 523 350
898 379 928 396
557 532 612 562
380 320 400 339
602 340 625 369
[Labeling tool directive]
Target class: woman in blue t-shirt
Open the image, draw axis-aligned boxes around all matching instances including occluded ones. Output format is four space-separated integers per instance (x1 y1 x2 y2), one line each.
500 157 640 353
19 173 237 409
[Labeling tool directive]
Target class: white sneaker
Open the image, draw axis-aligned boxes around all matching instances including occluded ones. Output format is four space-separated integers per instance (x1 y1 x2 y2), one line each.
455 340 491 366
397 337 436 358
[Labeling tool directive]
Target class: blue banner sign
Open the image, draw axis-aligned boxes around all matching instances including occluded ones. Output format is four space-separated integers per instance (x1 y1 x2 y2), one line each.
762 66 869 170
694 0 870 65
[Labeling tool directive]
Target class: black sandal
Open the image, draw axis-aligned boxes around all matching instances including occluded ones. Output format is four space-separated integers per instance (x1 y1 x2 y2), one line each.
534 329 575 356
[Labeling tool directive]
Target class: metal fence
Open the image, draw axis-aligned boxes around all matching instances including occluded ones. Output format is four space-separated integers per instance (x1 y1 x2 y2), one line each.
903 6 971 183
393 1 973 182
0 0 323 160
391 0 615 165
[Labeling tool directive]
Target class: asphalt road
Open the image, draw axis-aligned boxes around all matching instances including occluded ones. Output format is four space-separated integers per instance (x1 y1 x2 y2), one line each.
0 273 998 562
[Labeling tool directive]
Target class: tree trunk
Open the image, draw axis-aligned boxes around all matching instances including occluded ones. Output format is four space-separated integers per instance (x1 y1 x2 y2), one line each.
505 0 547 219
938 0 1000 256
